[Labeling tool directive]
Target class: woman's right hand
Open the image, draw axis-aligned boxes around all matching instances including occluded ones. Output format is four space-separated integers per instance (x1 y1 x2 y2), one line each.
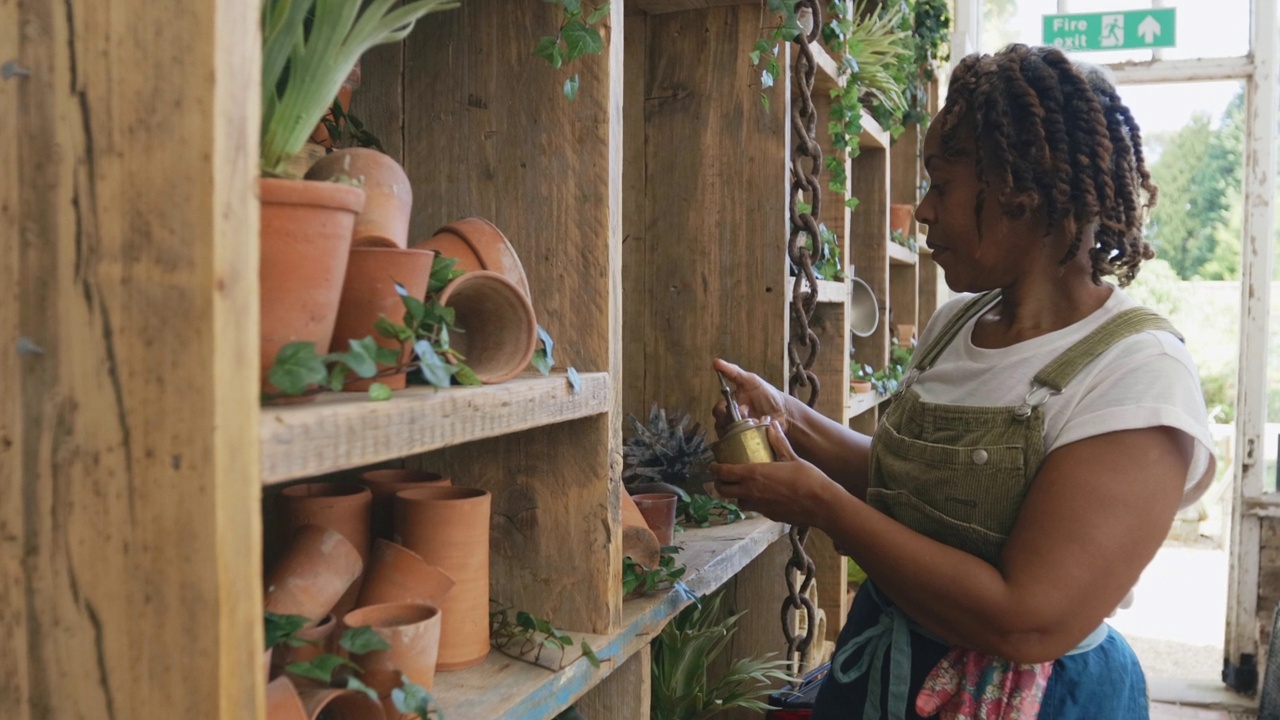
712 358 793 437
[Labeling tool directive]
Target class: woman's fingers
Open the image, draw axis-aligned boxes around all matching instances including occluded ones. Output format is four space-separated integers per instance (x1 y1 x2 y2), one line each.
766 421 799 461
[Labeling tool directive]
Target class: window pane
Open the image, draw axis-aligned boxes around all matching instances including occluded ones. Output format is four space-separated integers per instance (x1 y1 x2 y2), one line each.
981 0 1250 63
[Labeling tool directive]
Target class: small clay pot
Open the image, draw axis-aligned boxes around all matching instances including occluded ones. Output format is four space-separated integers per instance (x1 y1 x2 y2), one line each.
435 271 538 384
620 491 661 569
306 149 414 249
264 647 275 683
359 469 452 540
415 217 531 300
272 614 336 687
356 539 457 608
329 247 436 391
632 493 678 547
343 602 443 694
265 525 363 626
277 482 374 617
393 486 491 671
266 677 308 720
851 380 873 394
296 686 384 720
889 203 914 238
260 178 364 395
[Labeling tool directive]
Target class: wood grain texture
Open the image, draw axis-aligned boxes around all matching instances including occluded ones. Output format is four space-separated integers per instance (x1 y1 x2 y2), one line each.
428 517 787 720
622 12 649 422
918 250 939 328
576 645 652 719
632 0 756 13
638 5 790 429
890 124 921 207
807 529 849 646
260 372 610 485
889 263 918 337
395 0 622 634
848 149 890 372
349 29 405 164
4 0 262 718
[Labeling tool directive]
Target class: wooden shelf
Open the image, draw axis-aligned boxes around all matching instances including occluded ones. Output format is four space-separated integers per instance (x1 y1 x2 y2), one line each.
260 372 610 484
859 113 890 151
846 389 884 418
431 516 789 720
810 41 842 93
887 242 918 266
793 276 848 304
631 0 756 14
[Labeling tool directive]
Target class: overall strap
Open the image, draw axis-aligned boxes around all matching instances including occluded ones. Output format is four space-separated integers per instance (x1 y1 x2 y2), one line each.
914 290 1002 373
1033 307 1182 392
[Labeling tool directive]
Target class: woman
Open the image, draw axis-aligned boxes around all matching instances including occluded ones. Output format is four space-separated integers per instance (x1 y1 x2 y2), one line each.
709 44 1215 719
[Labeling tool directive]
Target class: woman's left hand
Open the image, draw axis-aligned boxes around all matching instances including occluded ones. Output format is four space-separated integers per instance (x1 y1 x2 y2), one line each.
709 420 844 528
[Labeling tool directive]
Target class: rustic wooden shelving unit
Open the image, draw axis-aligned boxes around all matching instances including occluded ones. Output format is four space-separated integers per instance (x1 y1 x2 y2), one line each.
2 0 944 717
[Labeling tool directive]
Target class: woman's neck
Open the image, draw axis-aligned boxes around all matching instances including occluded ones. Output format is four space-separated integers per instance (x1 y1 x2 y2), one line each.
972 268 1112 350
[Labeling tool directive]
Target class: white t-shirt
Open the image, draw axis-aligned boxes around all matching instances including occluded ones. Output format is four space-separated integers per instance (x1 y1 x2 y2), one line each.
909 288 1215 497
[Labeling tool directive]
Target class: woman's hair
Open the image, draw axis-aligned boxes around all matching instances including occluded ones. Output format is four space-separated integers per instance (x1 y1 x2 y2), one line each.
937 44 1158 285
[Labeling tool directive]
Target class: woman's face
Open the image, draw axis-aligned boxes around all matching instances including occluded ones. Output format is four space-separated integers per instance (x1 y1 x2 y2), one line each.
914 118 1037 293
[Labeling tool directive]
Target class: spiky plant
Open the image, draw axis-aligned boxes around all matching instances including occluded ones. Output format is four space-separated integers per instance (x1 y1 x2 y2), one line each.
622 404 714 491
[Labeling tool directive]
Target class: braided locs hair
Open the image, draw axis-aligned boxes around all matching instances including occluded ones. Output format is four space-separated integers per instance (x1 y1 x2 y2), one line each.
937 44 1158 285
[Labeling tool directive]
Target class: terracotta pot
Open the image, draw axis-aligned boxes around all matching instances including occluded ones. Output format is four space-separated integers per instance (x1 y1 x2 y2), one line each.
310 61 363 149
415 217 532 300
260 178 364 394
266 677 308 720
621 490 661 569
265 525 363 626
851 380 873 394
343 602 442 696
357 539 457 608
393 486 491 671
306 149 414 249
277 482 374 617
296 686 384 720
265 647 275 683
889 203 914 238
272 613 336 687
359 469 452 540
632 493 678 547
435 271 537 384
329 247 436 392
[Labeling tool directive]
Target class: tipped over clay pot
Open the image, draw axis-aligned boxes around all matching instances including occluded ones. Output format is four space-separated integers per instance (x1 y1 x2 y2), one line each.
277 482 373 617
306 149 414 249
435 271 537 384
264 525 363 627
359 469 452 540
296 686 385 720
266 677 308 720
415 217 531 299
271 613 336 687
356 539 457 608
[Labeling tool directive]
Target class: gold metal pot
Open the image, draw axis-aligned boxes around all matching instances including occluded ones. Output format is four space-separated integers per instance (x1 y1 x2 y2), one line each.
711 419 776 465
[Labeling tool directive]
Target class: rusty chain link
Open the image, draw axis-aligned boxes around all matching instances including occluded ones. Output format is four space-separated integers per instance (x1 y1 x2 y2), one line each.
782 0 823 673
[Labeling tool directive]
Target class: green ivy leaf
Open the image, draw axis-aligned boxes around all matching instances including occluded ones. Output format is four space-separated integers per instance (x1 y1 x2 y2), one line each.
567 367 582 394
367 382 393 401
286 654 356 683
346 676 380 703
846 197 860 212
341 626 392 655
563 74 580 101
415 342 459 388
375 316 415 343
402 295 428 329
760 68 774 90
531 349 552 376
536 326 555 365
561 0 583 12
264 612 310 651
454 363 483 387
392 678 438 717
562 20 603 61
581 641 602 668
760 93 770 112
267 342 328 396
586 2 611 24
374 346 400 366
327 337 380 379
326 362 349 392
534 36 564 68
429 255 463 296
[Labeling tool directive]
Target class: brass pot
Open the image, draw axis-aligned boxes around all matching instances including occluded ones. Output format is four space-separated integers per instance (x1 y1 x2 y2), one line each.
711 420 776 465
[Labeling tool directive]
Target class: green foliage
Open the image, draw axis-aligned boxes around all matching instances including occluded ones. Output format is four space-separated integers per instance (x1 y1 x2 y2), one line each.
1125 258 1183 318
623 405 715 490
340 626 392 655
320 98 385 151
530 325 582 394
623 547 687 597
264 611 311 651
677 495 745 528
846 556 868 586
393 679 446 720
651 589 795 720
750 1 804 110
489 603 602 670
889 228 917 252
260 0 459 176
534 1 611 101
866 340 913 395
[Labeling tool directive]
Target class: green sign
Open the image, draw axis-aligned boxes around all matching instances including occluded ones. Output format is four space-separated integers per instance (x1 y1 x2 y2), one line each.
1043 8 1176 52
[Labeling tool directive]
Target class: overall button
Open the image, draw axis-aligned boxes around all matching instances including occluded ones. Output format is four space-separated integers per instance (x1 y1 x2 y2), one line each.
972 449 989 465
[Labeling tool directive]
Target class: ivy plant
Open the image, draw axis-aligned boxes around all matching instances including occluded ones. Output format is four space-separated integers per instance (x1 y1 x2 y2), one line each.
677 495 745 528
623 546 687 597
750 0 803 111
489 602 602 670
531 325 582 394
534 0 612 101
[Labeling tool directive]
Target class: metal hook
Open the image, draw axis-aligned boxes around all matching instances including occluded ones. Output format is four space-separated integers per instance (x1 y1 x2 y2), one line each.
2 60 31 80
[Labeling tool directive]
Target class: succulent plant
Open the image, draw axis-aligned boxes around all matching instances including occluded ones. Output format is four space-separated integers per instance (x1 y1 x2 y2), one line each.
622 404 714 490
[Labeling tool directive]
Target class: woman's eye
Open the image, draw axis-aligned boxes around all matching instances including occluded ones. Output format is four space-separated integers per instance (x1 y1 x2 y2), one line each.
928 181 944 197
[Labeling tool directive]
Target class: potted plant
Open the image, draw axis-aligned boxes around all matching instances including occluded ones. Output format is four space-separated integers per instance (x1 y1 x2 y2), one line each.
258 0 459 395
850 362 874 394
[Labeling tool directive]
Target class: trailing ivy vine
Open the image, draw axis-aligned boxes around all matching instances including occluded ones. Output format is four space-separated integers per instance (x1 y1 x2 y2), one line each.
534 0 612 101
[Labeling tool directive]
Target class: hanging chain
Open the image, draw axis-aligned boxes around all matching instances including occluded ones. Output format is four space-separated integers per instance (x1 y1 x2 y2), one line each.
782 0 823 674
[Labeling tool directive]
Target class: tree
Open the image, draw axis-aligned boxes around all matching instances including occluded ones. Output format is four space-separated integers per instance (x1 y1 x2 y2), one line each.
1146 113 1235 279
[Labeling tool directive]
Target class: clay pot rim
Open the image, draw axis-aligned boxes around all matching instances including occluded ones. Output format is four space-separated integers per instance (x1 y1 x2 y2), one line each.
419 217 532 300
344 601 441 629
434 269 524 305
259 176 365 213
361 469 448 485
434 270 538 384
395 486 489 502
266 677 308 718
280 481 372 500
631 493 679 503
347 246 435 258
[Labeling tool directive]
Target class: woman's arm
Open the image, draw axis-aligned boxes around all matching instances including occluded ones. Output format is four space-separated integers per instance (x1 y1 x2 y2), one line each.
712 423 1192 663
783 394 874 500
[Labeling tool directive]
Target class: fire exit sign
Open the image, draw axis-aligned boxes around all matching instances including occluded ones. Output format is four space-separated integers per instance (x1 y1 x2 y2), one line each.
1043 8 1176 52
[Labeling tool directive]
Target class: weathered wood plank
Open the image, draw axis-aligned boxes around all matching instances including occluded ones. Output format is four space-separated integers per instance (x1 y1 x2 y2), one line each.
260 372 610 485
848 148 890 372
719 537 793 720
890 263 918 340
632 0 756 14
639 5 790 428
887 241 918 266
428 517 787 720
623 12 649 422
577 645 652 720
398 1 621 634
5 0 262 718
918 250 939 328
349 26 405 164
